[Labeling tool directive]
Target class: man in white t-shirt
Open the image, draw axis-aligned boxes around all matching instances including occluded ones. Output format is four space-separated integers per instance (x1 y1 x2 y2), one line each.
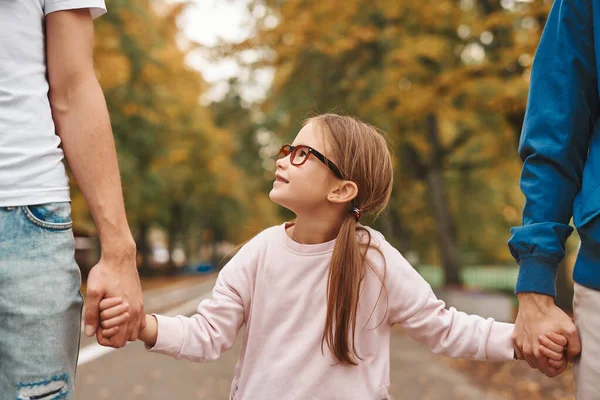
0 2 144 397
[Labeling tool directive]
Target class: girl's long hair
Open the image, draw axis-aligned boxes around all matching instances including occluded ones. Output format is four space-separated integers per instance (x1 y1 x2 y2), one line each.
309 114 393 365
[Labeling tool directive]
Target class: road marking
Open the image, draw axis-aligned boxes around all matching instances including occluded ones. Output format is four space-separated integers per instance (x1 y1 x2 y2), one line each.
77 291 211 366
77 343 116 366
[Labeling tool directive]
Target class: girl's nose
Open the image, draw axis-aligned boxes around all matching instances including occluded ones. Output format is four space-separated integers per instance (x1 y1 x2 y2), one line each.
276 155 288 170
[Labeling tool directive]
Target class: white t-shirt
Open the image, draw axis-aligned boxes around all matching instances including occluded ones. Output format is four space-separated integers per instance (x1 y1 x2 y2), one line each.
0 0 106 207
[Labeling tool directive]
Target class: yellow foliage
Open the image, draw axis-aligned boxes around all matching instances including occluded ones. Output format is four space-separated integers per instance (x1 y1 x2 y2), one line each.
233 0 553 263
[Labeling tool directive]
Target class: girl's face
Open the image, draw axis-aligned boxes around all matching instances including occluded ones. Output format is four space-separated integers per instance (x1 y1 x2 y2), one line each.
269 122 339 215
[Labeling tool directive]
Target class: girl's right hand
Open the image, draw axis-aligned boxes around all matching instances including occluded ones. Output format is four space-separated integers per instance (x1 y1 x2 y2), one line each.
99 297 130 338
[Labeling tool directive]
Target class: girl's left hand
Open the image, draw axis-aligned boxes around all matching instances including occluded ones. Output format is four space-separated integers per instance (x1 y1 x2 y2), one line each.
538 332 569 372
99 297 130 339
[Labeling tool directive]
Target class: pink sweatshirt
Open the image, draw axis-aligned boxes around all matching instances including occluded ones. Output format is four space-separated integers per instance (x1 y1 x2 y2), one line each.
149 223 515 399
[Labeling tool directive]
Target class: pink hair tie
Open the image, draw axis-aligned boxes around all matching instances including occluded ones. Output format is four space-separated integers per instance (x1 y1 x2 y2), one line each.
350 207 361 221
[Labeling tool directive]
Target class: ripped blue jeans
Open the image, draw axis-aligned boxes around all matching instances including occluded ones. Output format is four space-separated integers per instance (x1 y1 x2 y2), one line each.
0 203 83 399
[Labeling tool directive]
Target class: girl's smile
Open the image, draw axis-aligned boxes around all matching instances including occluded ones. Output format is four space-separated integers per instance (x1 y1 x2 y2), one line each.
274 173 289 184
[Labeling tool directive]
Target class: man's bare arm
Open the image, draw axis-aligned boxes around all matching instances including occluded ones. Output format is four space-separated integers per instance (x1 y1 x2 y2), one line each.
46 8 144 346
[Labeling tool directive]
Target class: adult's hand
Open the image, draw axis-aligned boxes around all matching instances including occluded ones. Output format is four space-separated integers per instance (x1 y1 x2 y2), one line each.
83 243 145 347
513 292 581 377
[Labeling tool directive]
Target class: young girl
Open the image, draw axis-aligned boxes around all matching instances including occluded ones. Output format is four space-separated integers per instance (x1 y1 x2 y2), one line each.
98 114 568 399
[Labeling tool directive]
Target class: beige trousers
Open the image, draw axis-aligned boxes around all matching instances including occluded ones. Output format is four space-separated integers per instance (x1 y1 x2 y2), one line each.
573 283 600 399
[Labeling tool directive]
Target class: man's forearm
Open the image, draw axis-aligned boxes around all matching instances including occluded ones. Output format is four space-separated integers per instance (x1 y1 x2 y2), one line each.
51 74 135 258
517 292 555 310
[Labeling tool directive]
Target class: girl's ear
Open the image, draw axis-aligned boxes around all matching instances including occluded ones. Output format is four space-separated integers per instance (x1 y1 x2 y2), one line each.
328 181 358 204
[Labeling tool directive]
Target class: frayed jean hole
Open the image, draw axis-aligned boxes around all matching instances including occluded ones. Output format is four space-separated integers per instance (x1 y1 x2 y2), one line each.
17 375 68 400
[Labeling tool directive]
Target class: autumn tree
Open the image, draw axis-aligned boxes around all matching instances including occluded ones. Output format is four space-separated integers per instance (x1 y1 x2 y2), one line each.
223 0 551 284
72 0 277 272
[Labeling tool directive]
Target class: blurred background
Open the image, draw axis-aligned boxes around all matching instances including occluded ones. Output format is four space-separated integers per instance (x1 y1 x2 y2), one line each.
73 0 577 398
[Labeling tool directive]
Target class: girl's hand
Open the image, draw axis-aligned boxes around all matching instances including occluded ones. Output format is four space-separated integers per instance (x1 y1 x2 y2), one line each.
99 298 157 346
539 332 569 372
99 297 130 339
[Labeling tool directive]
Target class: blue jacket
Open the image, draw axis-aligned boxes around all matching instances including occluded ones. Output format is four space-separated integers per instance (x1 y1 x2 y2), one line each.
508 0 600 297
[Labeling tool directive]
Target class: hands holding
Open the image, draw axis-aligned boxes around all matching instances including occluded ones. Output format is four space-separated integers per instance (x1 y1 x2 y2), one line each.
98 297 158 347
512 293 581 377
514 332 569 373
82 241 146 348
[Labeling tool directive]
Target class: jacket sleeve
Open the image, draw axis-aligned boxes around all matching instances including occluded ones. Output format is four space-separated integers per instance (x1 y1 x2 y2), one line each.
508 0 598 297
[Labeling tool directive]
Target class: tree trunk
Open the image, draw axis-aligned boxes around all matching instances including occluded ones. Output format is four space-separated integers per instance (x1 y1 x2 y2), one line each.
381 207 412 258
166 202 182 274
555 259 574 313
137 220 152 275
211 226 225 270
426 113 463 286
183 221 200 268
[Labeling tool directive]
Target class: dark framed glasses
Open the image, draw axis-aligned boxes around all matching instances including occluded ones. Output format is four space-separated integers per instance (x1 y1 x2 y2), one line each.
277 144 344 180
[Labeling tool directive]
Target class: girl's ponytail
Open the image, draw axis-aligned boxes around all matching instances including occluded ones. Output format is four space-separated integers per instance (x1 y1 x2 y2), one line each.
310 114 393 366
322 209 368 365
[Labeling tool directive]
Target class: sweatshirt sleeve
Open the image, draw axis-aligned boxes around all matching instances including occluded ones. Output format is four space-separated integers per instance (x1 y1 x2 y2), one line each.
384 244 515 361
147 241 258 362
